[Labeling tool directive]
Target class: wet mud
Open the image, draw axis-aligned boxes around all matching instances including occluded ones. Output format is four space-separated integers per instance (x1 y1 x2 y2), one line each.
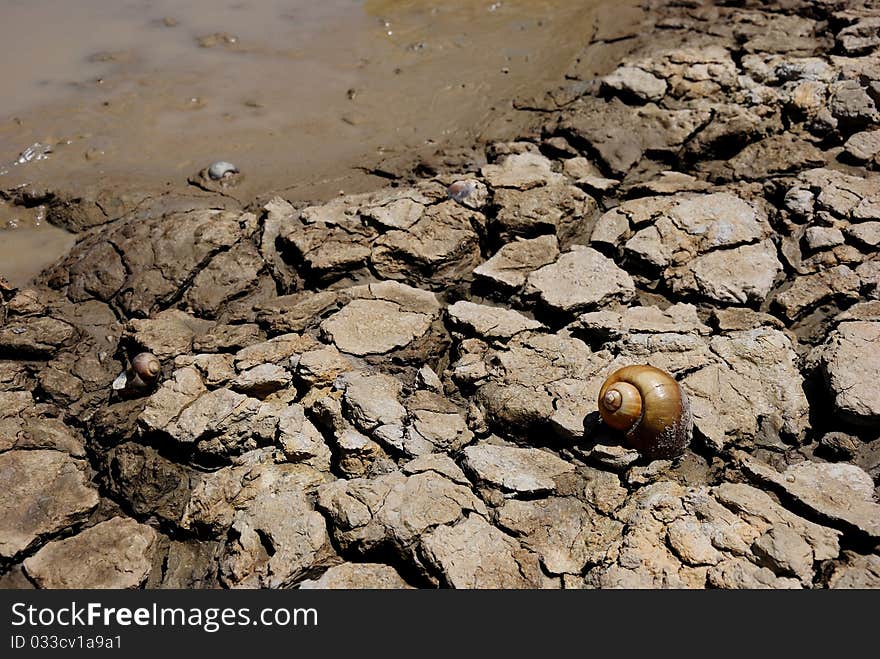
0 0 636 286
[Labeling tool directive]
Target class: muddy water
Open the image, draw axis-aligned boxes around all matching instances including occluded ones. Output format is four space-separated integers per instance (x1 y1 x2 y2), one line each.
0 0 637 287
0 200 77 288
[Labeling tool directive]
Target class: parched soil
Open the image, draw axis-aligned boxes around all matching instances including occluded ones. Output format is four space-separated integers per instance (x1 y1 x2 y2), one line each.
1 0 879 589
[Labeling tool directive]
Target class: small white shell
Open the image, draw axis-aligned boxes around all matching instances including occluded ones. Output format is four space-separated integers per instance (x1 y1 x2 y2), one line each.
111 371 128 391
447 180 475 203
208 161 239 180
446 179 488 209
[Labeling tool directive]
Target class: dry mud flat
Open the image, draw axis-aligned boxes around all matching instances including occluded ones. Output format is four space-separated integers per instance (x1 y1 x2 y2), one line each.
2 0 880 589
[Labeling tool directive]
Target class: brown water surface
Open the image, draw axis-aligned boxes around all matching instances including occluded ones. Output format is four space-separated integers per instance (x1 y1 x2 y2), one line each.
0 0 635 286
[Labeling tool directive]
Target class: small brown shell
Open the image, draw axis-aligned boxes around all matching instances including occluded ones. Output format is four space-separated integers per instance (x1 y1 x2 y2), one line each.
131 352 161 384
597 364 692 460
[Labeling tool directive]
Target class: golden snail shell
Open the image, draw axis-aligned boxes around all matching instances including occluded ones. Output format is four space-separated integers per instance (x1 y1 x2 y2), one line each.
597 364 692 460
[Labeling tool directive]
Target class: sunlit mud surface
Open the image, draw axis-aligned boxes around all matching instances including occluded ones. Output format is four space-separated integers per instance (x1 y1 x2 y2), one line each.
0 0 622 285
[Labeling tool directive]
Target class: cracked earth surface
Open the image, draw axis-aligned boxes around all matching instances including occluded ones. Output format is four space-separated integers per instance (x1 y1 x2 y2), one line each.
1 0 880 589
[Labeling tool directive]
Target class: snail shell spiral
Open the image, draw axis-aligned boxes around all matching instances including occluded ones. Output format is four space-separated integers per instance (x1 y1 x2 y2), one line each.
131 352 161 380
128 352 161 389
112 352 162 394
597 364 692 460
207 161 239 181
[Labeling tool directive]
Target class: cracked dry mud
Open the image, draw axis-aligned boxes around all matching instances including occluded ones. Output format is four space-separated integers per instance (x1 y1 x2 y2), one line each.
2 0 880 590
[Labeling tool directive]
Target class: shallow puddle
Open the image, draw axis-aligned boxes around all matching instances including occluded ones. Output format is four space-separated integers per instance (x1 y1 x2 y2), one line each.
0 200 76 287
0 0 632 285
